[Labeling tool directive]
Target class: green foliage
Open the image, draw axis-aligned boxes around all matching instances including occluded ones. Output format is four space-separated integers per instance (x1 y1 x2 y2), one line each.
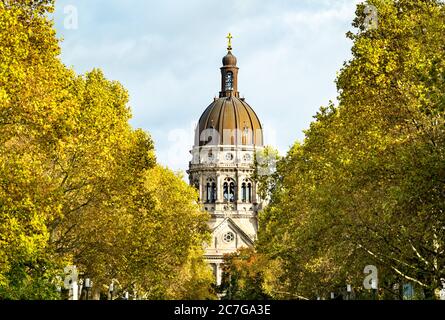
166 247 217 300
219 248 271 300
253 146 281 200
0 0 214 300
256 0 445 300
1 0 55 14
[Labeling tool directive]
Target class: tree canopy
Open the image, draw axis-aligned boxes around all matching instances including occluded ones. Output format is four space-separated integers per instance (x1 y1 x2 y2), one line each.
253 0 445 300
0 0 214 300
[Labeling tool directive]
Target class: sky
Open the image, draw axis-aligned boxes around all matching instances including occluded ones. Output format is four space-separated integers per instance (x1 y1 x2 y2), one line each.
53 0 362 174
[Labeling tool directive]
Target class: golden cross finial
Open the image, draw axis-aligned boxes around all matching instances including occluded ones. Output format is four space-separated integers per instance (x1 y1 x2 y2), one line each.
227 33 233 51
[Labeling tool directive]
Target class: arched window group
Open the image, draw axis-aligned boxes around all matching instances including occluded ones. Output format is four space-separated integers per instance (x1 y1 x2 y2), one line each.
241 180 252 203
223 178 236 203
203 177 254 204
206 178 217 203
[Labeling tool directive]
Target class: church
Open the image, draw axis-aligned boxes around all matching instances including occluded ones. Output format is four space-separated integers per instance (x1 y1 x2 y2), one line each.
188 35 266 285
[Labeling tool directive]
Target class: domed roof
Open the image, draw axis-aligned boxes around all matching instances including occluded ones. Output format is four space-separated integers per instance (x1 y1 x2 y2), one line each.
196 96 263 146
222 51 237 66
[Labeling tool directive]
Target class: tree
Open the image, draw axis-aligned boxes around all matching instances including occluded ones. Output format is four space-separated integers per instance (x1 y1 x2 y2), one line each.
0 0 215 300
219 248 271 300
256 0 445 300
253 146 281 201
0 0 73 299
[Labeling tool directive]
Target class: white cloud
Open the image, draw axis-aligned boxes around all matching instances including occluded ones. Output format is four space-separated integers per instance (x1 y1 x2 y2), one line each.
54 0 361 173
283 3 357 29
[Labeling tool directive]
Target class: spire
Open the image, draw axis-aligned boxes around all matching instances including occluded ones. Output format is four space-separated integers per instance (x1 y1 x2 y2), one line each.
227 33 233 51
220 33 239 98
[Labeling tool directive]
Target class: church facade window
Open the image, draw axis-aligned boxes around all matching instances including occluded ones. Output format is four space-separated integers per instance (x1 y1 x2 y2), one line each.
223 232 235 243
241 179 253 203
206 178 217 203
225 71 233 91
223 178 236 203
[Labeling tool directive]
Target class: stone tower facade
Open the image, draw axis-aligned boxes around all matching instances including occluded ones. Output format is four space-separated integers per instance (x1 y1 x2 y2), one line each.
188 37 265 285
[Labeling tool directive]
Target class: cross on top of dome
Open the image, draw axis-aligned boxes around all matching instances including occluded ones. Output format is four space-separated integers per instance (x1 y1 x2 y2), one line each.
226 33 233 51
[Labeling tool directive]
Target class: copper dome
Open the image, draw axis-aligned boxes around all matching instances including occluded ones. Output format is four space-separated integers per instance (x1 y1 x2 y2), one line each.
196 96 263 146
195 41 263 147
222 51 237 66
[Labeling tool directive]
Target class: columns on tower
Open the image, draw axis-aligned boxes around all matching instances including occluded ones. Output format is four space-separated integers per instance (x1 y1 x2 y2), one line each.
216 173 222 204
199 174 204 203
216 264 223 286
237 173 243 205
201 174 206 203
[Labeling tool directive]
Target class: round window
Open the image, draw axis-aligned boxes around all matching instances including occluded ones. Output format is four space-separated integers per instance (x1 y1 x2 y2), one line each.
225 153 234 161
223 232 235 243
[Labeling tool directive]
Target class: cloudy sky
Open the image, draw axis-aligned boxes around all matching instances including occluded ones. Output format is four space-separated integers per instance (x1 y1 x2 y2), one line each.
53 0 361 174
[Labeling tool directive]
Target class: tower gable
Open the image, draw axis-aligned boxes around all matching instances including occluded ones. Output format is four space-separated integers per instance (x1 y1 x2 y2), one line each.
212 217 255 248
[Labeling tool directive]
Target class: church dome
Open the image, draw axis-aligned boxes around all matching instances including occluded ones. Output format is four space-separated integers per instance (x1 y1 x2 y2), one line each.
222 51 237 66
196 96 263 146
195 35 263 147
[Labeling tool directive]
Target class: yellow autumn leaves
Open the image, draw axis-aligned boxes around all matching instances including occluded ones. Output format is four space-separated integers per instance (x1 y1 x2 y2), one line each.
228 0 445 300
0 1 214 299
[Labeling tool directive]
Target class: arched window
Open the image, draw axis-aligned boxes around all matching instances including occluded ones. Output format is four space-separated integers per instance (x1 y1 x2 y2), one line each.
206 183 212 202
229 182 235 202
206 178 216 203
225 71 233 91
212 182 217 202
241 179 252 203
242 123 252 145
223 178 236 203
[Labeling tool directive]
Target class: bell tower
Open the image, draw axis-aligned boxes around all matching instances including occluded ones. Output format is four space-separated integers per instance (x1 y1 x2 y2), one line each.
220 33 240 98
188 34 265 286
